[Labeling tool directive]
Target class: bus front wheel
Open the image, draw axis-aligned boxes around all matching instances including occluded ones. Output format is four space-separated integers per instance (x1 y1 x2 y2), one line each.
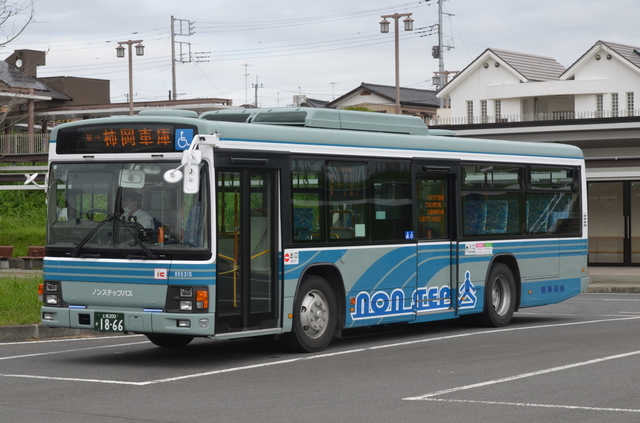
476 263 515 327
146 334 194 348
286 275 337 353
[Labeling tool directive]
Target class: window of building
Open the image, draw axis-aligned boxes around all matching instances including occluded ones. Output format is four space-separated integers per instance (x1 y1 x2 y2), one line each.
627 92 635 117
466 101 474 124
596 94 603 118
481 100 488 123
612 93 619 117
495 100 502 122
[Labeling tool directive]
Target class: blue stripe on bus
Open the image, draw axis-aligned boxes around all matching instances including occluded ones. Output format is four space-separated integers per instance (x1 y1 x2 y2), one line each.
44 259 215 285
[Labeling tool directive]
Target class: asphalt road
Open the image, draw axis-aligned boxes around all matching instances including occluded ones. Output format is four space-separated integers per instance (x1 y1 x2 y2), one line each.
1 292 639 423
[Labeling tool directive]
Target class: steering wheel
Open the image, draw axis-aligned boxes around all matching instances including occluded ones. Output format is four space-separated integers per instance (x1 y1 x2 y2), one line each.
86 208 110 220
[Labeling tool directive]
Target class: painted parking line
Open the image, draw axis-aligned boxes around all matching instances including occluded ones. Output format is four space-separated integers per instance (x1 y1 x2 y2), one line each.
1 316 639 386
403 347 640 414
414 398 640 414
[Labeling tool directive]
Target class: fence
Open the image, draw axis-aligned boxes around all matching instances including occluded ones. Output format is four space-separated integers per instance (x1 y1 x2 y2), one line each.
0 133 49 155
431 109 640 126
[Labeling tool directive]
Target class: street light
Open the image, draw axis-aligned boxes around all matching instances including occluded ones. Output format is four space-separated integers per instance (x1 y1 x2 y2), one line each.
379 13 413 114
116 39 144 115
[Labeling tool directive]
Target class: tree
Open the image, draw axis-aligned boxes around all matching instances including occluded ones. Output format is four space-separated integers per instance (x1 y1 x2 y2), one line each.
0 0 34 50
0 0 35 148
344 106 374 112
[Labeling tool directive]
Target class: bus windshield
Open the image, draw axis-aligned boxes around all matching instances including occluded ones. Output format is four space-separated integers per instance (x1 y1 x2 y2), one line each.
46 161 209 256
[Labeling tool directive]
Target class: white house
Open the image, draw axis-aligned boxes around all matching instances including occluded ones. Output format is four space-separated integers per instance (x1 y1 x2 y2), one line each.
437 41 640 124
434 41 640 267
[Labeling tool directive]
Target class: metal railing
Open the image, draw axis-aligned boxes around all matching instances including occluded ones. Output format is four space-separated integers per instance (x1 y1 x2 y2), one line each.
0 133 50 155
431 109 640 126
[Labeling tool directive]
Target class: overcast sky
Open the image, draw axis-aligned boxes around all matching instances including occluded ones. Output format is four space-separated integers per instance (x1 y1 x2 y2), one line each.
4 0 640 107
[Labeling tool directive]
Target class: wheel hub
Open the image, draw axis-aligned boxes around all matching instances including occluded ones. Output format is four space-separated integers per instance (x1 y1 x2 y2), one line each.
300 290 329 339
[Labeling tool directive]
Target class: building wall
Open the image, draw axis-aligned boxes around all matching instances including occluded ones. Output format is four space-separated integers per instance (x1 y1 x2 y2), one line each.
336 92 392 108
40 76 110 106
447 57 522 119
570 53 640 115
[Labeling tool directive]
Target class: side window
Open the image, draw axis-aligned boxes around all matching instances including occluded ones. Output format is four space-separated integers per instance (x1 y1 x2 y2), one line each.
526 167 580 235
327 161 368 241
462 165 524 237
416 175 448 239
291 159 325 242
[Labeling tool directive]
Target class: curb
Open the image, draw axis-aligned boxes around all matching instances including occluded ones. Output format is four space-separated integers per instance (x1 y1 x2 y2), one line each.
0 324 100 343
587 285 640 294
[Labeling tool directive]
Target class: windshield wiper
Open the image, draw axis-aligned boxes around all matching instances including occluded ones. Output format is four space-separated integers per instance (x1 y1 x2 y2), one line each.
117 218 158 259
68 213 116 257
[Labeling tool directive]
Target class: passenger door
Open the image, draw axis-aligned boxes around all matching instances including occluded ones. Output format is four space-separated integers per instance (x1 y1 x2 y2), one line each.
413 161 459 321
215 153 285 333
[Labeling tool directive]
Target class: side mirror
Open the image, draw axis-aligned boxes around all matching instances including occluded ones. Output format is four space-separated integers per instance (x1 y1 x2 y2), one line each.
24 173 47 191
163 144 202 194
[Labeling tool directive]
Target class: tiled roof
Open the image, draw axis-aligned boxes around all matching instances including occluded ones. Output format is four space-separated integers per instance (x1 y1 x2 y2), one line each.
360 82 439 106
599 41 640 69
0 61 71 100
489 48 566 81
303 98 330 108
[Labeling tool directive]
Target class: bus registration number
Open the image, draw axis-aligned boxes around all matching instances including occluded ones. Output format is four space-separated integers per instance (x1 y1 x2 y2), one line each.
94 312 125 332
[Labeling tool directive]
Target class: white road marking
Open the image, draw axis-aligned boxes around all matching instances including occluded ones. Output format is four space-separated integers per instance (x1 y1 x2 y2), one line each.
1 316 639 386
0 334 142 346
418 398 640 414
403 349 640 400
601 299 640 302
0 341 150 361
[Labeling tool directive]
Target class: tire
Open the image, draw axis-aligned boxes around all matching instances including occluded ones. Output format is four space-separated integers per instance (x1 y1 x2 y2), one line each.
286 275 337 353
475 263 516 327
146 334 194 348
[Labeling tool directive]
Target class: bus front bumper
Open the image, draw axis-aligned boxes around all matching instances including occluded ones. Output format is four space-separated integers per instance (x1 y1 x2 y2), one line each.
40 306 216 337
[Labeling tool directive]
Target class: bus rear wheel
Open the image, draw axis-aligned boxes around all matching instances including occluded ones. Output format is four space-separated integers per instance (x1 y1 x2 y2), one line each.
286 275 337 353
146 334 194 348
476 263 515 327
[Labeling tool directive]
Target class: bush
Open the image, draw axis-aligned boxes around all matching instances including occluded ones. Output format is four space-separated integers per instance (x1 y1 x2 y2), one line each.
0 190 47 256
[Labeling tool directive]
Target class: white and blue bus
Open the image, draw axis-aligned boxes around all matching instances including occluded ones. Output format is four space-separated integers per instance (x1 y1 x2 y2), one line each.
38 108 589 352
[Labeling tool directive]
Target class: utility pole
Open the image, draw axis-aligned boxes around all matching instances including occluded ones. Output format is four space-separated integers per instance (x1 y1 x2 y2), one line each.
171 16 195 101
429 0 455 108
171 16 176 101
242 63 252 104
252 76 263 107
438 0 444 108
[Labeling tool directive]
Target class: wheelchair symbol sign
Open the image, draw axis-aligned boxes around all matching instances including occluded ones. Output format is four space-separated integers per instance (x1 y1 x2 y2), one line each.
175 129 194 150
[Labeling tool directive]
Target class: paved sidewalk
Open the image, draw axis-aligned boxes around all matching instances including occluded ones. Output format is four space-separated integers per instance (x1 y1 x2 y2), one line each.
1 267 639 343
586 266 640 293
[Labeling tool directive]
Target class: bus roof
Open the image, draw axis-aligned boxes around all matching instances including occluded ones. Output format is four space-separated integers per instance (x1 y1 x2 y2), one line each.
50 108 584 160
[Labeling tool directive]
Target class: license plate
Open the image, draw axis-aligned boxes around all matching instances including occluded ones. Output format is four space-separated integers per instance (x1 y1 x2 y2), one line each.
94 312 125 332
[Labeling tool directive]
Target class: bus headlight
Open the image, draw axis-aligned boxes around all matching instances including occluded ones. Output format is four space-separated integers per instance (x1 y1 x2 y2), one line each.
41 281 63 307
45 281 59 291
45 294 59 305
167 285 208 313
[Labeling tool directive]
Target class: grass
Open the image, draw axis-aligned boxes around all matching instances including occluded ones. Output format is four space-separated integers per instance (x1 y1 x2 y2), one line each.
0 190 47 256
0 190 47 325
0 275 43 325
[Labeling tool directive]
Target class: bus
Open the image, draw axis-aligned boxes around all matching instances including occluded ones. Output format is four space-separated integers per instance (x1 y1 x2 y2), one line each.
37 108 589 352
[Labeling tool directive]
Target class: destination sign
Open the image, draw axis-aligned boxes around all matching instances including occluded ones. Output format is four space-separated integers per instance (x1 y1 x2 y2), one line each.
55 123 198 154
